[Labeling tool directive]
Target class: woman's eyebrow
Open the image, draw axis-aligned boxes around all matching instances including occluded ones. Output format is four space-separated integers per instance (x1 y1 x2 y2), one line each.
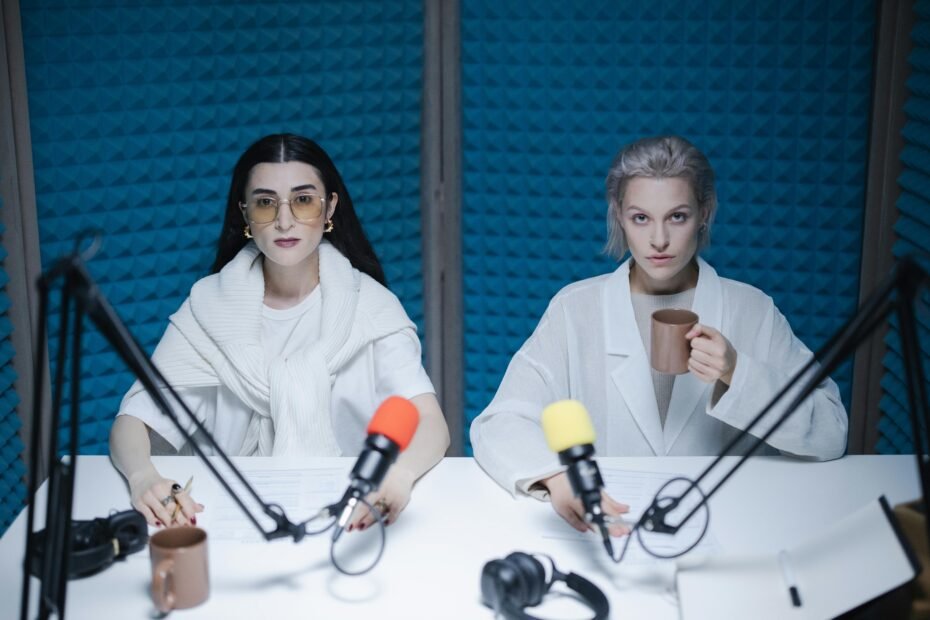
657 203 695 214
250 184 319 195
625 204 693 213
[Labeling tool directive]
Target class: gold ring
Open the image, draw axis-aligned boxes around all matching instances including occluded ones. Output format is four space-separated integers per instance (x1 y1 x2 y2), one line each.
374 499 390 514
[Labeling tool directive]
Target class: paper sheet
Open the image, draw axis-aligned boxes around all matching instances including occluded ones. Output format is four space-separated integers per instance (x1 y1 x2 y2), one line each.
200 466 346 543
541 468 719 563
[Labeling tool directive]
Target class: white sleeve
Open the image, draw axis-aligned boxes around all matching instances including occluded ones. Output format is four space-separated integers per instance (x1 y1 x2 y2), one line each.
469 301 567 498
372 328 435 401
707 297 848 460
118 386 217 452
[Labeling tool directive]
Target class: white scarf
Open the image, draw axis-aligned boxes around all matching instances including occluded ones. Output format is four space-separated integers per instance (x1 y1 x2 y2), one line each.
124 240 414 456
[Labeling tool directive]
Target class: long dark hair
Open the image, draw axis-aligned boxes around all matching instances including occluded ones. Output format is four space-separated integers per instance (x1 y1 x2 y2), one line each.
211 133 387 286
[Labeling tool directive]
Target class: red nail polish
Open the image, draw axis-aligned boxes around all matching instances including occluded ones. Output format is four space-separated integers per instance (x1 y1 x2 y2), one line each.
156 521 162 527
191 516 197 525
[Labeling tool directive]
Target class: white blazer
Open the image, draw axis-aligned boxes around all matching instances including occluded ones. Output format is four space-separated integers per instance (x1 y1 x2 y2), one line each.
470 257 849 496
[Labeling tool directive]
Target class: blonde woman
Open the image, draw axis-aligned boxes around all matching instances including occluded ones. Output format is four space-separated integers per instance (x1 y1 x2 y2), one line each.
471 135 847 535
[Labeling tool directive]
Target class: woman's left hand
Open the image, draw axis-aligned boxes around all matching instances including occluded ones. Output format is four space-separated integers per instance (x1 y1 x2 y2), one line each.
686 324 738 385
349 465 416 531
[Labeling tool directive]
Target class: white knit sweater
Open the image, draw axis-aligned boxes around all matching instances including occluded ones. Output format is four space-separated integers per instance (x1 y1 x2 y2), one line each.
120 241 415 456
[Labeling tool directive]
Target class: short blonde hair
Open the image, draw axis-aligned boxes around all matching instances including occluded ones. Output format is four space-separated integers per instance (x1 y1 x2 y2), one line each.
604 135 717 260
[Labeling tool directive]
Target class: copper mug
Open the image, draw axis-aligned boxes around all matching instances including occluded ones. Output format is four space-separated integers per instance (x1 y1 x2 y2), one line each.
650 309 699 375
149 527 209 613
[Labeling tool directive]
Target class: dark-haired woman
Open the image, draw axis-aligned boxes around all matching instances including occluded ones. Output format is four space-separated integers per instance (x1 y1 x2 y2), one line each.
110 134 450 529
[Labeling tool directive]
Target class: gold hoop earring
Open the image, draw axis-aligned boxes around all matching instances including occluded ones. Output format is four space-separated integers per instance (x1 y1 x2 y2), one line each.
243 225 253 239
324 220 334 233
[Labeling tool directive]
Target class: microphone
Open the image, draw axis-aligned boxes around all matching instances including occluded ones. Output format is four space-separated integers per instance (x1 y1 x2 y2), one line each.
332 396 419 540
541 400 613 557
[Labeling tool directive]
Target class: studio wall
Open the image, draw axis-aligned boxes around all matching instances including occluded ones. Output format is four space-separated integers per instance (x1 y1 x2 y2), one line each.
17 0 425 453
460 0 875 452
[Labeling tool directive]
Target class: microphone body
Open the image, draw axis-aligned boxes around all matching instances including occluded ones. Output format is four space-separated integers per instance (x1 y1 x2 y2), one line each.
559 443 606 524
342 434 401 502
542 400 613 556
332 396 419 541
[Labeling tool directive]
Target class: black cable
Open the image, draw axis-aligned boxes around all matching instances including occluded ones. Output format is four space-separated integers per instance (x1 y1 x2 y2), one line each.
327 497 387 576
610 476 710 563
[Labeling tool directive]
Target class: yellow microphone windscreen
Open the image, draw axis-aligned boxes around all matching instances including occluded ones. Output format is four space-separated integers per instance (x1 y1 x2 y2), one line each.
541 400 597 453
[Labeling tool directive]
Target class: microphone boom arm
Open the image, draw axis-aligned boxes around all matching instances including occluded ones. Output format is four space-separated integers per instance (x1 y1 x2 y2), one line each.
70 258 307 542
21 251 324 619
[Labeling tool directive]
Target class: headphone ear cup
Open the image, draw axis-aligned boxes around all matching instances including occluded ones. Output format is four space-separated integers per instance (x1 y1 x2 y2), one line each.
481 552 610 620
505 552 548 607
481 558 528 610
481 560 505 610
480 559 505 608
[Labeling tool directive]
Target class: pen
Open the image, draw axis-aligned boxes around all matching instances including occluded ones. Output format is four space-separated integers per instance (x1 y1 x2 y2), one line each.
170 476 193 524
778 550 802 607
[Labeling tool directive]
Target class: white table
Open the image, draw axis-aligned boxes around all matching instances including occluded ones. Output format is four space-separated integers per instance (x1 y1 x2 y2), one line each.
0 455 920 619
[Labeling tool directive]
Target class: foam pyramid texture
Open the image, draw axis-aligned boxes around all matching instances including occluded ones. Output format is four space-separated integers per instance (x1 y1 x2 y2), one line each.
878 0 930 454
0 197 25 537
461 0 874 453
20 0 424 455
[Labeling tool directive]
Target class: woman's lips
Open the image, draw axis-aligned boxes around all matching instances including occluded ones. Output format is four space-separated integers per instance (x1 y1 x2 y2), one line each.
274 239 300 248
648 255 674 265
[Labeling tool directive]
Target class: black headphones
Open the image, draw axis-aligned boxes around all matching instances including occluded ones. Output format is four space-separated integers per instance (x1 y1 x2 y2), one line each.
29 509 149 579
480 551 610 620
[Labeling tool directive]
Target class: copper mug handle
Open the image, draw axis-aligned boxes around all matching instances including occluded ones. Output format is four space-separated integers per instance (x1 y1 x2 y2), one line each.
152 558 176 613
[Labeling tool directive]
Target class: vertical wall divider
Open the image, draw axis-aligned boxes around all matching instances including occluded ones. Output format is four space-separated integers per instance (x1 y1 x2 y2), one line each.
0 0 47 484
422 0 463 454
851 0 914 454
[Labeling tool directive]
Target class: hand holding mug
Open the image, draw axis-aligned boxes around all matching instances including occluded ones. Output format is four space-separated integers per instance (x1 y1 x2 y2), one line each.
685 324 737 385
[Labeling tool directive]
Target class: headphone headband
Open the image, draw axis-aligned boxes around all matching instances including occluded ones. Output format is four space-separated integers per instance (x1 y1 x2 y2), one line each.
29 509 148 579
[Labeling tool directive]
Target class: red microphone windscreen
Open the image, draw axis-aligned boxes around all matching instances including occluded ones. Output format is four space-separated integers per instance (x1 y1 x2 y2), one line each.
367 396 419 451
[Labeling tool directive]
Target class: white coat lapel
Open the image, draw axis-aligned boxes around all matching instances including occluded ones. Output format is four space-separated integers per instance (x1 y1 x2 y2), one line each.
605 261 665 456
663 257 723 451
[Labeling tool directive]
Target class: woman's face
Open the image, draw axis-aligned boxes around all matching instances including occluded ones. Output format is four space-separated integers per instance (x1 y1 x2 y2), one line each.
241 161 337 270
619 176 703 293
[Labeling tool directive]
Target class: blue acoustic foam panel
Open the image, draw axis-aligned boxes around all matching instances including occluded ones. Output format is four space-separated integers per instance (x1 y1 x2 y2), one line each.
20 0 423 455
461 0 874 454
878 0 930 454
0 209 25 536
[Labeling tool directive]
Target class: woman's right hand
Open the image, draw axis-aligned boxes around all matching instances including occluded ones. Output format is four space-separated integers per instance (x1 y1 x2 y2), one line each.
128 467 203 528
542 471 630 536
